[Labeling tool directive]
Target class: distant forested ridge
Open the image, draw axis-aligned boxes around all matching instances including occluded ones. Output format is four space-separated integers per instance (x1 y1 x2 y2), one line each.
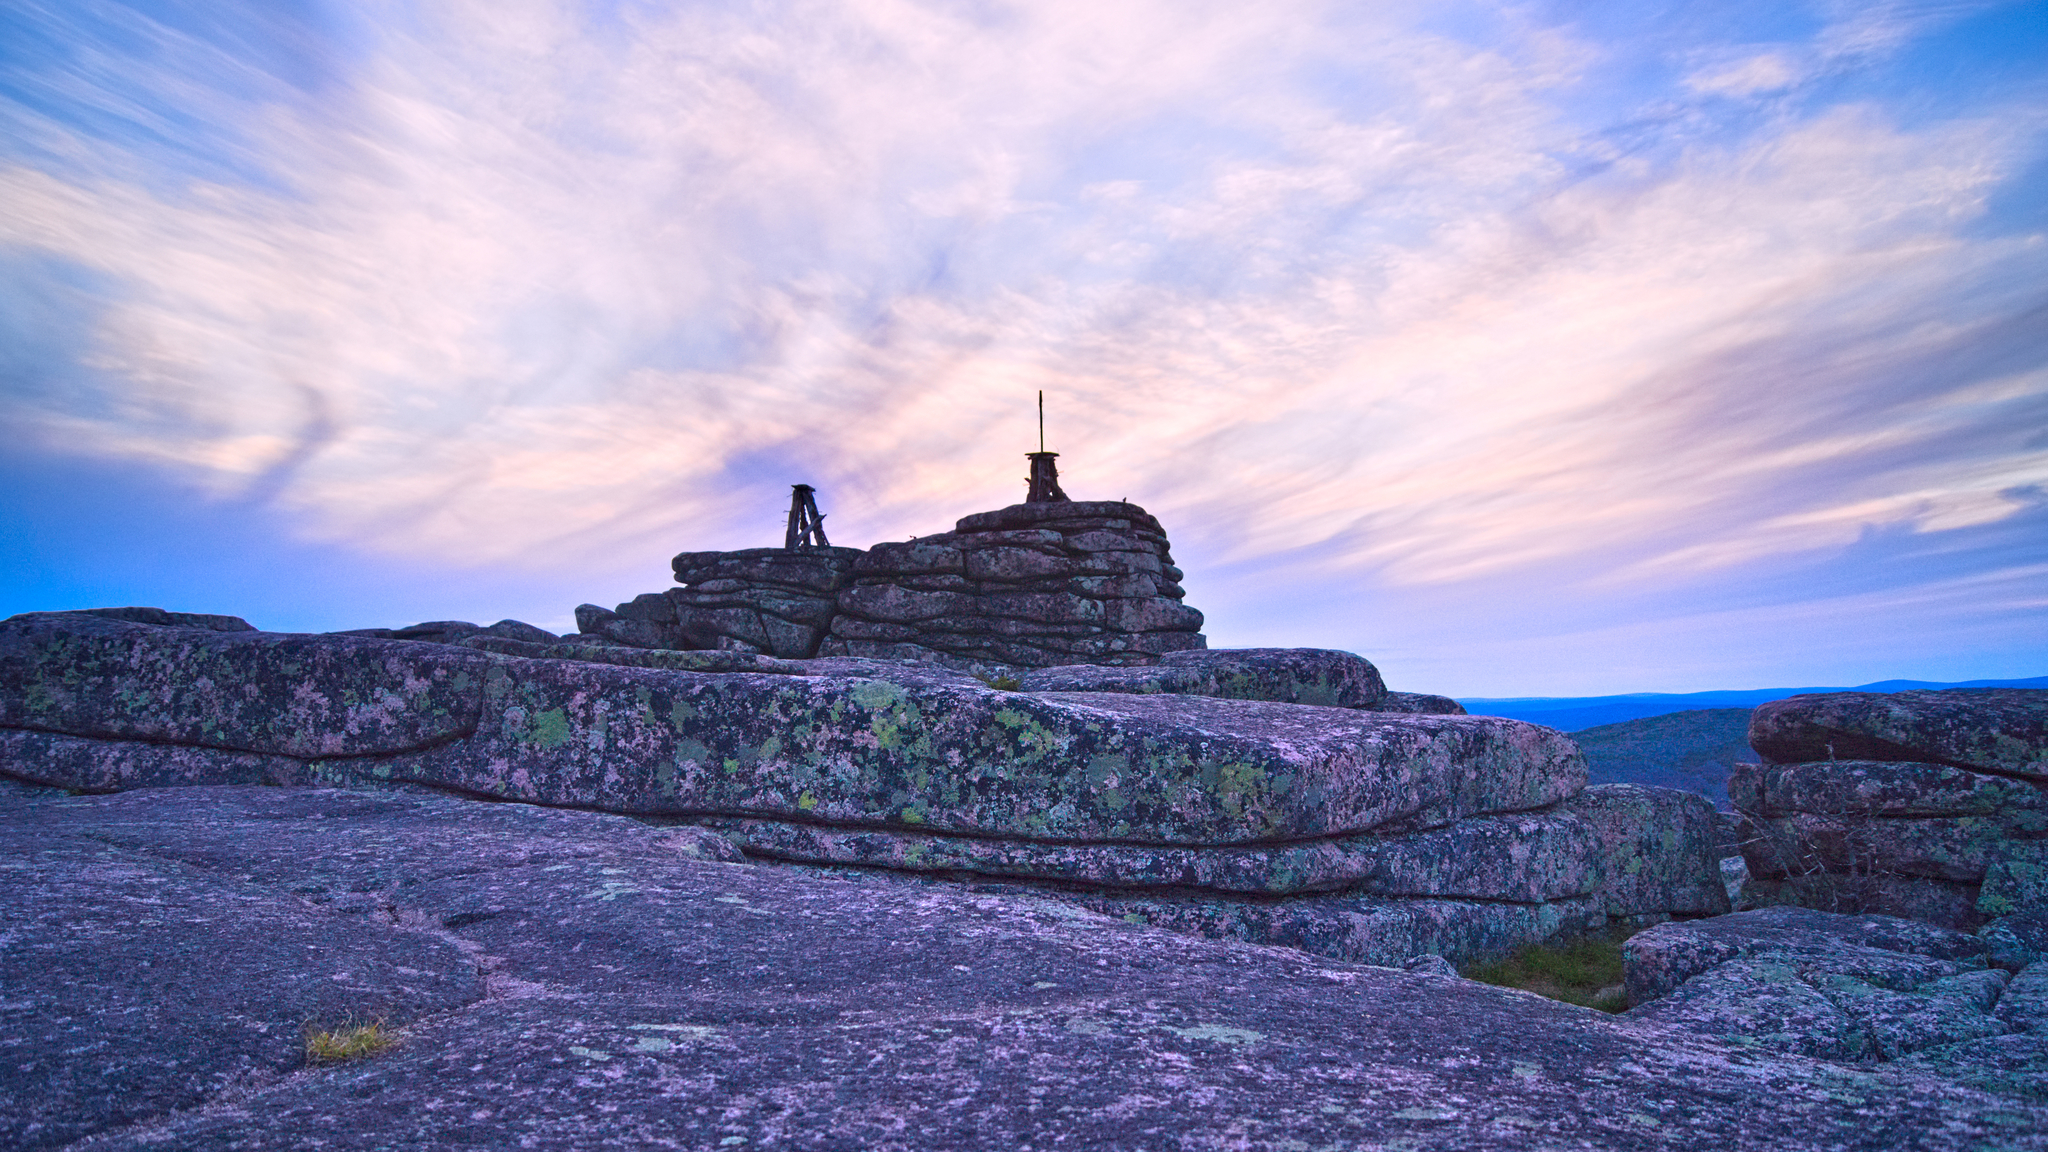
1570 709 1756 809
1459 675 2048 731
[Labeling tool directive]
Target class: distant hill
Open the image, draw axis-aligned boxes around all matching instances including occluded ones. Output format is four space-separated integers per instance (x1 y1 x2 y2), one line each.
1572 709 1755 809
1457 675 2048 731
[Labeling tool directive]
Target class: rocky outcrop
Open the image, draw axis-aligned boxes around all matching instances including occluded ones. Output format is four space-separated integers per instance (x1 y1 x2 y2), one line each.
570 548 862 657
574 501 1206 669
822 500 1205 668
1016 647 1386 708
8 785 2043 1150
0 610 1722 969
1750 689 2048 779
1732 689 2048 936
1623 907 2047 1098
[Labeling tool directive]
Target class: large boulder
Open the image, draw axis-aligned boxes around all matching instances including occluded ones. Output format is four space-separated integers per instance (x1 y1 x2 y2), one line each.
7 785 2044 1149
824 501 1206 668
1750 689 2048 779
1730 689 2048 934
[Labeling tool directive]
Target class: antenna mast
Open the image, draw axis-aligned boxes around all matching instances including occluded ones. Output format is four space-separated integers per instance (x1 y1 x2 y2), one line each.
1025 390 1068 503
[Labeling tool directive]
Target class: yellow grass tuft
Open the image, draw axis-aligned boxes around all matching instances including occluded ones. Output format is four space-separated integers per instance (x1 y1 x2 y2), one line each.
304 1018 398 1064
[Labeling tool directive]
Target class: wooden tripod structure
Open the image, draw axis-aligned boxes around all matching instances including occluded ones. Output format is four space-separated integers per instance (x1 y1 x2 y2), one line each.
784 484 830 550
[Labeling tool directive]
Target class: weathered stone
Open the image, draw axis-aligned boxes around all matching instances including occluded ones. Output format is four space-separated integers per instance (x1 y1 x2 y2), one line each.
1750 689 2048 779
1728 754 2048 931
828 501 1205 668
0 614 1586 846
0 727 312 792
1621 908 2036 1077
1018 648 1388 709
2 789 487 1150
671 546 863 594
391 678 1587 844
1984 910 2048 970
59 606 255 632
1981 841 2048 918
1377 691 1468 715
1063 890 1607 970
1892 1033 2048 1100
0 613 484 758
700 805 1604 899
2000 962 2048 1033
1623 906 1988 1006
1744 874 1984 931
14 786 2040 1149
1730 759 2048 821
1567 784 1731 917
1741 811 2038 883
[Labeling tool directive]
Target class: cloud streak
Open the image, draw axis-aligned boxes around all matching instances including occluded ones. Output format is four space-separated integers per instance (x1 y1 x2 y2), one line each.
1 0 2044 691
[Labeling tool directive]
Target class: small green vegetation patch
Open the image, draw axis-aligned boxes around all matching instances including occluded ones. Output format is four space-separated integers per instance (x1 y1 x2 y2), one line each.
305 1018 398 1064
976 674 1022 691
1463 935 1630 1013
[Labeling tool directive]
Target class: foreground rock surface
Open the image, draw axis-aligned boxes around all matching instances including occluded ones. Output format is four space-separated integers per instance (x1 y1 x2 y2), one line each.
6 785 2043 1151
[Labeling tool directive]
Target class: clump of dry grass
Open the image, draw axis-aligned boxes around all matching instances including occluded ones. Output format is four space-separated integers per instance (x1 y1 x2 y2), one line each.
1463 935 1632 1013
304 1017 397 1064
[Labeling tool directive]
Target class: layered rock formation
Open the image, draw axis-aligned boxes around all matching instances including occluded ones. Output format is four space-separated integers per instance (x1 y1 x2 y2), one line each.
579 500 1205 669
822 500 1204 668
12 785 2039 1150
577 547 863 657
0 609 1721 969
1732 689 2048 944
1623 907 2047 1098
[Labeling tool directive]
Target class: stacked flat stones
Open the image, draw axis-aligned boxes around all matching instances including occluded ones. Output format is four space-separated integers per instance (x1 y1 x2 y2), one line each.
0 610 1725 969
1732 689 2048 959
820 500 1204 668
575 547 862 659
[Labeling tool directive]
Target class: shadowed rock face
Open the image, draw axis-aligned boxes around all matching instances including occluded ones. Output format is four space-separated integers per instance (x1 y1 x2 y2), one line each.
1731 690 2048 937
7 785 2043 1151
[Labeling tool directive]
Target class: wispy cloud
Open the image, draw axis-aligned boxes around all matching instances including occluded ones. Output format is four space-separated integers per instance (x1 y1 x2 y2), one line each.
1 0 2044 690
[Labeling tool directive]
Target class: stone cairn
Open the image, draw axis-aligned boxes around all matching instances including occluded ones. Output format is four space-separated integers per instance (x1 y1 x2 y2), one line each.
577 458 1207 668
819 499 1203 669
1731 688 2048 960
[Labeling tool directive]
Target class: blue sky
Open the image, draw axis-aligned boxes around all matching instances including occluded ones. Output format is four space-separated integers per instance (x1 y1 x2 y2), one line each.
2 0 2044 696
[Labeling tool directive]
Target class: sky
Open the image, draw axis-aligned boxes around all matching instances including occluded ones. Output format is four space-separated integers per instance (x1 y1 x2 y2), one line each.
1 0 2045 697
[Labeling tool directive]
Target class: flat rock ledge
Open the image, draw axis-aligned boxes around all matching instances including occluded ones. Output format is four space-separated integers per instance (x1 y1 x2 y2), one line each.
1624 907 2048 1100
7 785 2043 1151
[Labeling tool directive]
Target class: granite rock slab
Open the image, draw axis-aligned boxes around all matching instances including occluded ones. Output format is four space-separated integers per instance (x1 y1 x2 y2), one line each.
701 783 1725 915
1623 906 1989 1006
15 786 2044 1150
0 612 484 757
1730 759 2048 822
0 613 1586 845
1017 647 1388 708
1750 689 2048 779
